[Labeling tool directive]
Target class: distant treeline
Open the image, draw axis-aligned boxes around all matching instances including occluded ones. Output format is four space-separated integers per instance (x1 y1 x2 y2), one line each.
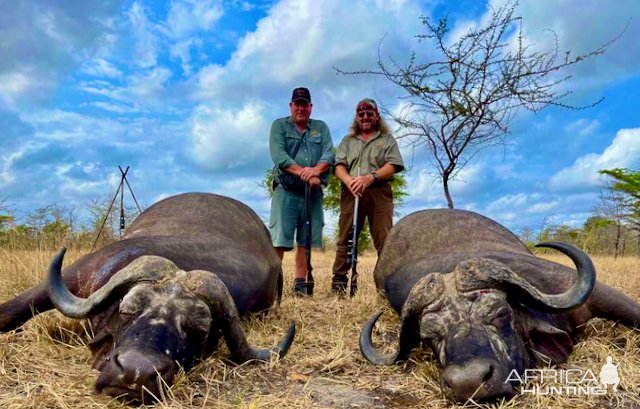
1 203 638 257
520 216 639 257
0 199 138 251
520 168 640 257
2 168 638 256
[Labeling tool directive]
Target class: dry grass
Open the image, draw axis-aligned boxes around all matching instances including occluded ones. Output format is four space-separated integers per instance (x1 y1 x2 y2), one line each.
0 248 638 408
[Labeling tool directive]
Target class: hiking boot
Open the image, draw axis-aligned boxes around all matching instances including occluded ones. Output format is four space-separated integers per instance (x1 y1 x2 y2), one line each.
331 274 348 296
293 278 308 297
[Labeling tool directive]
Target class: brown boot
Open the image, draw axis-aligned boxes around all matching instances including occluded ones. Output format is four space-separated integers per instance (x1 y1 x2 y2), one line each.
331 274 348 296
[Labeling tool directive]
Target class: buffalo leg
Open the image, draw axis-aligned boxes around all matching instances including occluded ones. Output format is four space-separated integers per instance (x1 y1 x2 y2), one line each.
587 282 640 329
0 282 54 332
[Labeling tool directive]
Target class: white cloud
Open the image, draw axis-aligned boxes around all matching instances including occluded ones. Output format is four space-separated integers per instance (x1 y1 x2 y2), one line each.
168 0 224 39
0 2 119 105
22 109 128 143
490 0 640 87
129 67 173 102
526 201 559 214
81 59 122 79
60 179 110 197
404 162 486 206
188 101 270 171
89 101 135 114
548 128 640 192
485 193 558 218
170 38 202 75
0 72 43 109
78 67 173 111
190 0 424 105
486 193 531 212
128 2 160 68
0 150 24 187
564 118 601 137
165 0 224 74
405 169 444 202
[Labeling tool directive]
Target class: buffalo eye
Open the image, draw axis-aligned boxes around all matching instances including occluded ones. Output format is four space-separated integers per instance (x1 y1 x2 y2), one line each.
490 307 513 327
183 307 211 340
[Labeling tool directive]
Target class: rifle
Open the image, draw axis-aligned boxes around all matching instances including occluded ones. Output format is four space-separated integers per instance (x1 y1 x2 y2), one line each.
347 171 361 297
304 183 314 296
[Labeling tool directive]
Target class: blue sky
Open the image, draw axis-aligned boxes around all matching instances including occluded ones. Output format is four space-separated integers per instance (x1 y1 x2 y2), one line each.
1 0 639 236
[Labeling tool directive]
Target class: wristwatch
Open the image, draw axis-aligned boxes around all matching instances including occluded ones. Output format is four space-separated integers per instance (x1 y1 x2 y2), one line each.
370 171 379 181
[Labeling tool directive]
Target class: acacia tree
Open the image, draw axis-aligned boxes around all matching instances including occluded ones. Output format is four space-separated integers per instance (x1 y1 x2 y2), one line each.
593 184 628 258
337 2 622 208
599 168 640 230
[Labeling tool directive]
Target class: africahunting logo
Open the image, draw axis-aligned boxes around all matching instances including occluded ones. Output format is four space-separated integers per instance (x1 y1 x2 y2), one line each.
506 356 621 396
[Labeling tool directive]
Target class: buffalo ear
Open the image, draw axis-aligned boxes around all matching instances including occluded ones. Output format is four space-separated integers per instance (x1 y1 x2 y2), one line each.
87 309 119 370
516 310 575 366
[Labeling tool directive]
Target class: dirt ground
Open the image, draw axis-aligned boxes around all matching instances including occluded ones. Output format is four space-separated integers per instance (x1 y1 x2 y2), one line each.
0 248 638 408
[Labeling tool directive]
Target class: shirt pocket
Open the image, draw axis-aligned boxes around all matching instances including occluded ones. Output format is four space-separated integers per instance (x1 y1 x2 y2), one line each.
285 132 303 159
307 135 323 163
369 141 386 169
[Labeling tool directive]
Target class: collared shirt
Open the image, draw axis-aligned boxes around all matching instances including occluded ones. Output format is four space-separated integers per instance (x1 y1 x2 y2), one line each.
334 130 405 177
269 116 335 172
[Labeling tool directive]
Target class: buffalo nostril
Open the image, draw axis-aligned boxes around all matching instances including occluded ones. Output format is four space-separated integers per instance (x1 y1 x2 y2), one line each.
482 363 494 384
116 349 171 385
441 376 454 393
441 360 498 401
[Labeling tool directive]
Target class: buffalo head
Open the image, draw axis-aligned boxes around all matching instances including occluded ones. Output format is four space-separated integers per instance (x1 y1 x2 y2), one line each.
47 249 295 401
360 242 595 402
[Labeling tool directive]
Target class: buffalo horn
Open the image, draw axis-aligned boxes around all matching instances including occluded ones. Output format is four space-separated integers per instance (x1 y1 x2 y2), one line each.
360 310 418 366
47 249 175 318
517 241 596 312
192 271 295 362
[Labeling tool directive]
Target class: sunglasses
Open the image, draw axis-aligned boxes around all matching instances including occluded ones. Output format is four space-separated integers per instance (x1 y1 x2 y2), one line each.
357 111 375 118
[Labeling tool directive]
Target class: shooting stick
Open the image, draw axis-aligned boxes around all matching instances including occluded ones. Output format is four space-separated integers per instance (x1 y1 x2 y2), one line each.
90 166 142 252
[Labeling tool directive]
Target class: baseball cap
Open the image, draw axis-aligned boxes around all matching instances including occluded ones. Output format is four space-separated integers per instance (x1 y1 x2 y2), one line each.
291 87 311 103
356 98 378 112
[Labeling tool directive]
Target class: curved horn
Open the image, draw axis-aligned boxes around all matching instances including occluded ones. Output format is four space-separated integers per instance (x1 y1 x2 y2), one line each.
525 241 596 312
47 249 177 318
190 271 295 362
361 274 442 365
359 310 419 366
457 243 596 313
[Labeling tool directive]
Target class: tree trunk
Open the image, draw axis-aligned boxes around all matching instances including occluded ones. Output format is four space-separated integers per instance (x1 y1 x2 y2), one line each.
614 223 621 259
443 175 454 209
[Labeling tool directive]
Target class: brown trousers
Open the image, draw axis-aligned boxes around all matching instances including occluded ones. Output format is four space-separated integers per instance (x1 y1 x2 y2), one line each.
332 183 393 277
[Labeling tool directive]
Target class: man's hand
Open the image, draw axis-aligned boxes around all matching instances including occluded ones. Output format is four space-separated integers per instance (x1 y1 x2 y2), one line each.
308 176 321 188
348 174 375 197
299 167 320 182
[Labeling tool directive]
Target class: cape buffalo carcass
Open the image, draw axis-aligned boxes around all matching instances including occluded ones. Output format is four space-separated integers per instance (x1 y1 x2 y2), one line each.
360 209 640 402
0 193 295 401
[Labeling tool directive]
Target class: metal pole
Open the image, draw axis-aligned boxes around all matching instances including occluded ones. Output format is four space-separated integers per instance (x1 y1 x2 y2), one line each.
118 166 128 239
304 183 314 296
119 165 143 213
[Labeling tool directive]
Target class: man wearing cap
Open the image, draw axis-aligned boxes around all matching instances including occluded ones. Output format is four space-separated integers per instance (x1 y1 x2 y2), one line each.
269 87 334 296
331 98 404 295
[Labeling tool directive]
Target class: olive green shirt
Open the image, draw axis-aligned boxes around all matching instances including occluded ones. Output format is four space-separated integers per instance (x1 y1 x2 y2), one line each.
269 117 335 183
334 131 405 177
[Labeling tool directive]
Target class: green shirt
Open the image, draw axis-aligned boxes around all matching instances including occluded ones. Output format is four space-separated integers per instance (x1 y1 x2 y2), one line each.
335 131 405 177
269 116 334 184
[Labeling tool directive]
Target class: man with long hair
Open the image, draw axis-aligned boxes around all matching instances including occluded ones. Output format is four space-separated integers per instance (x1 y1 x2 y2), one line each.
331 98 405 295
